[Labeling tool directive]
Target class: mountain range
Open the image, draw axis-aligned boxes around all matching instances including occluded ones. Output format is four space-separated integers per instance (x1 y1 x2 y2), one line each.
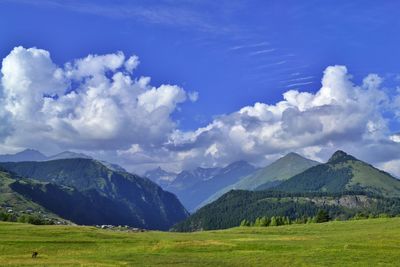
144 167 179 188
199 152 319 207
0 149 127 172
0 149 48 162
2 148 400 232
173 150 400 231
0 149 93 162
8 149 316 202
145 161 256 211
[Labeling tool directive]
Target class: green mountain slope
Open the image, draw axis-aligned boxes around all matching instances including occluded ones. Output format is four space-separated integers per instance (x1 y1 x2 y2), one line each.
174 151 400 231
0 168 64 222
172 190 400 231
0 159 188 230
200 153 319 207
9 179 142 226
0 167 156 226
275 151 400 197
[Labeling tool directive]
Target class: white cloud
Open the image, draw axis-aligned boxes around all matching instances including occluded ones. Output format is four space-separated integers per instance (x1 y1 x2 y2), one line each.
1 48 400 175
0 46 190 153
379 159 400 178
159 65 400 170
188 91 199 102
137 85 186 113
390 133 400 143
64 52 125 80
1 47 67 120
205 143 219 157
117 144 142 156
124 55 140 73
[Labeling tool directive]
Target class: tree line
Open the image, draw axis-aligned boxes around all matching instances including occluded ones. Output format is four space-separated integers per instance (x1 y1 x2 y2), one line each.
239 210 395 227
240 209 330 227
0 212 55 225
172 189 400 232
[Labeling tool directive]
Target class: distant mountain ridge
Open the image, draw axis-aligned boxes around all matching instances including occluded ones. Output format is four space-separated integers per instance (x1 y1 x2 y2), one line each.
0 149 47 162
167 166 222 191
0 149 127 173
0 149 91 162
146 161 256 212
47 151 92 161
145 167 178 188
0 158 188 230
200 153 319 207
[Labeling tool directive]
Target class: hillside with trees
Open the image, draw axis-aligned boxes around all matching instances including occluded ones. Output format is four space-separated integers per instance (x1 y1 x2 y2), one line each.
0 159 188 230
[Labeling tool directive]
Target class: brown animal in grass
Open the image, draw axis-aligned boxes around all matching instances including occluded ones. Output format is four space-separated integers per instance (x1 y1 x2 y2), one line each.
32 251 38 258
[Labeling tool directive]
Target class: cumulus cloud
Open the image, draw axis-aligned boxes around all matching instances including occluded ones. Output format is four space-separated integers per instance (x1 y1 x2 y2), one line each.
124 55 140 73
0 46 192 153
153 65 400 171
390 133 400 143
1 47 399 176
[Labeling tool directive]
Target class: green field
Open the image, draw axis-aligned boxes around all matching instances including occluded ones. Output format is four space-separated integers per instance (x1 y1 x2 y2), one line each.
1 218 400 266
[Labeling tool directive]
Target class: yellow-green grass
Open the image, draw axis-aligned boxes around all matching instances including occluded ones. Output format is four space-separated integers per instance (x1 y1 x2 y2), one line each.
1 218 400 266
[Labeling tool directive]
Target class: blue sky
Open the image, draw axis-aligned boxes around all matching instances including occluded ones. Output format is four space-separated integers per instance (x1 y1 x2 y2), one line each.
0 0 400 175
2 0 399 130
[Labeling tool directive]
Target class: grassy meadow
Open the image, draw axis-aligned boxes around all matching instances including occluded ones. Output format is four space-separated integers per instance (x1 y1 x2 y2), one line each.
1 218 400 266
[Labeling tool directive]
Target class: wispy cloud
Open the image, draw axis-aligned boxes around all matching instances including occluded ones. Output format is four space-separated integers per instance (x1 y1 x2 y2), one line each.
228 41 270 51
285 81 315 88
273 60 287 65
251 65 310 77
249 48 276 56
2 0 236 35
284 76 314 83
